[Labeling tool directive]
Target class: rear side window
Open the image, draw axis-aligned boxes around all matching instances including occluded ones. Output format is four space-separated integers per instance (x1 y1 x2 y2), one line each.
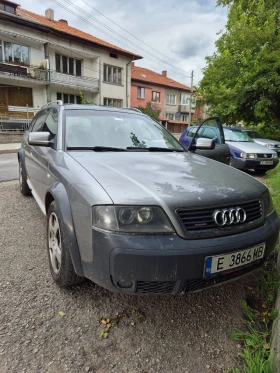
41 109 58 140
31 109 50 132
201 127 221 144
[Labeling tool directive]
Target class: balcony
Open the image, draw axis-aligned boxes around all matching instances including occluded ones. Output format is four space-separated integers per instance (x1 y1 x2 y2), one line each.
0 63 99 92
0 62 48 84
179 104 195 114
49 71 99 92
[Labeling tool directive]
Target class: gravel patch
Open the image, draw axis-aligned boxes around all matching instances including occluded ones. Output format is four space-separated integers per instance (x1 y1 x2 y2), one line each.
0 181 260 373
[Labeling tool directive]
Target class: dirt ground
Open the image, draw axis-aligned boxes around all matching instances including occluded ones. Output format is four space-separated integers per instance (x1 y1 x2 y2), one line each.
0 181 261 373
0 133 23 144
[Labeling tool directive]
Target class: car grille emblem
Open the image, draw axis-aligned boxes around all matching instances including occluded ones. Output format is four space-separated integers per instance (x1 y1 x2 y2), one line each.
213 208 247 227
264 154 267 158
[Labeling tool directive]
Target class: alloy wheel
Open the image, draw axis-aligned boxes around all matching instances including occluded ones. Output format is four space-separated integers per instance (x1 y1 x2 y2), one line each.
48 212 62 274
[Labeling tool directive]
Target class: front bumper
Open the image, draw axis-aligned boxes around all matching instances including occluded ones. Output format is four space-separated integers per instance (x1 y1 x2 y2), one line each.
232 157 279 171
81 210 279 295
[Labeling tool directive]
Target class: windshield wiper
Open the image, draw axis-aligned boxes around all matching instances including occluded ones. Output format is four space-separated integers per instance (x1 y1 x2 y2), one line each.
126 146 184 152
67 146 127 152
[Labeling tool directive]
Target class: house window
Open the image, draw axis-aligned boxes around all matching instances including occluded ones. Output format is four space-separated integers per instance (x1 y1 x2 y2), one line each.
55 54 82 76
103 98 123 108
182 115 188 122
0 2 16 14
152 91 160 102
1 41 29 64
103 64 122 85
181 94 190 105
166 113 175 120
57 92 80 104
137 87 145 99
166 94 176 105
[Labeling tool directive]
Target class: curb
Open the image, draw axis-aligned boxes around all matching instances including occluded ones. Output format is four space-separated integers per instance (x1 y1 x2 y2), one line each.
271 251 280 372
0 148 19 155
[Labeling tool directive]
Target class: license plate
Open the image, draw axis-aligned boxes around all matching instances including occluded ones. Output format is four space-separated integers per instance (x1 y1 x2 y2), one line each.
261 161 273 165
204 244 265 276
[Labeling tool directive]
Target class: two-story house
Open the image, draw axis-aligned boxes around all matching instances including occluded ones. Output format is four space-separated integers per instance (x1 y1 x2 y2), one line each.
131 63 194 133
0 1 141 129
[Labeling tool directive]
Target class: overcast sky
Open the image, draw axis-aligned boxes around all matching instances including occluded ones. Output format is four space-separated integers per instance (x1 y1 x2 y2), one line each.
18 0 228 87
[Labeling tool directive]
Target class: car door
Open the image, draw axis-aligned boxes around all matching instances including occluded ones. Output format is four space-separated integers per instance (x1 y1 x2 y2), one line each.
24 108 50 200
39 108 59 201
189 117 230 164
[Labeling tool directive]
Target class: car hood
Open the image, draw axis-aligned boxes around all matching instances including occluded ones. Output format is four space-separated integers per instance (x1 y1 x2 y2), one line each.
69 151 266 209
225 141 277 153
252 139 280 146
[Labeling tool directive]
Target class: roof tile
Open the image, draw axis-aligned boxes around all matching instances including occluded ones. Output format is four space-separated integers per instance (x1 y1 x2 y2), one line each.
15 7 141 58
131 65 191 91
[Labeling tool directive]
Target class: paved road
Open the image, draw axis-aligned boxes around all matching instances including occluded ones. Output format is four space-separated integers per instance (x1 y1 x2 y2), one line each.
0 180 261 373
0 154 18 182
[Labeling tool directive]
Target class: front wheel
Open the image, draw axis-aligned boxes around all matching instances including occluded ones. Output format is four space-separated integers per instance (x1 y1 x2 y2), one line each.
47 201 84 286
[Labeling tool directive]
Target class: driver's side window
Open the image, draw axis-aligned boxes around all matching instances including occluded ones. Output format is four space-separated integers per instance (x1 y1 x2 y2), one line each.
194 118 224 145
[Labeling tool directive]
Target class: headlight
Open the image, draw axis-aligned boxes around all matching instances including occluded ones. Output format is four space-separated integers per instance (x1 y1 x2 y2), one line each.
92 206 175 233
262 190 274 216
240 153 256 159
265 144 274 148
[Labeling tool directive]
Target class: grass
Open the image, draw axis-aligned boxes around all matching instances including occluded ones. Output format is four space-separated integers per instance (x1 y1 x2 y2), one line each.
229 164 280 373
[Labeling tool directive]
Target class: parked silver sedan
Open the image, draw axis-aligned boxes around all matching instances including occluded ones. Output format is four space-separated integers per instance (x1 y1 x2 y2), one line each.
18 102 280 295
242 129 280 157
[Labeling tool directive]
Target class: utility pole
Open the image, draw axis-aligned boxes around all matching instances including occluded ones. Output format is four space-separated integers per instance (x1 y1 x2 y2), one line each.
189 70 194 125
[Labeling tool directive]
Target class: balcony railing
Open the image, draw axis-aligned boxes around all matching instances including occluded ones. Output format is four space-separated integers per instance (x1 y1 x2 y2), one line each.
0 63 99 91
49 71 99 92
179 104 196 114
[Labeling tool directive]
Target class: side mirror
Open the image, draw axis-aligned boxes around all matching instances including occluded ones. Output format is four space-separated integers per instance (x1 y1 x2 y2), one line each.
28 132 51 146
193 138 215 150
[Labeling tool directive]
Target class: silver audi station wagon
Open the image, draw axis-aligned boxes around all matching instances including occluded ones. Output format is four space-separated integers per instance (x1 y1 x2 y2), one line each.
18 102 280 294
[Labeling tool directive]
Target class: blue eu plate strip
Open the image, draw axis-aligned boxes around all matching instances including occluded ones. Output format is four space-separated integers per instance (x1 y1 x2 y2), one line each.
205 257 212 276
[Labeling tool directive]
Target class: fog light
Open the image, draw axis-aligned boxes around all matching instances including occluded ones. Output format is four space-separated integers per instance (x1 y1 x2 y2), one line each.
117 279 133 289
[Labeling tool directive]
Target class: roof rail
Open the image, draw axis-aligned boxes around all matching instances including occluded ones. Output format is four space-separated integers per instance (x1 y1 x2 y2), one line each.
41 100 63 110
123 107 142 113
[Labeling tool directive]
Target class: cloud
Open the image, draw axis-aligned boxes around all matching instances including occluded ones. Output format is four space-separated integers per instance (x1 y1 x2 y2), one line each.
18 0 227 83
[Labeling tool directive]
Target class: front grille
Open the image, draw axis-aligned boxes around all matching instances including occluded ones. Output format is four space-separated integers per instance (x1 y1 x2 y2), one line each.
177 200 262 233
184 260 262 293
256 154 273 158
136 281 177 294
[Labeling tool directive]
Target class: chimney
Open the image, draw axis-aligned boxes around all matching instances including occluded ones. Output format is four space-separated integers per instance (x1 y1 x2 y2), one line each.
162 70 167 77
131 62 135 68
59 19 68 25
45 8 54 21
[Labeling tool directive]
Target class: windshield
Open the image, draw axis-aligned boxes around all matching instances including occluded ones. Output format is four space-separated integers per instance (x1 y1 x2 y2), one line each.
224 129 254 142
245 131 263 139
65 110 184 151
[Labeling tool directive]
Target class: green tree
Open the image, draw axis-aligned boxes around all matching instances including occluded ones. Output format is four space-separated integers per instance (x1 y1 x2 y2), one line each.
137 102 161 121
200 0 280 127
79 90 94 104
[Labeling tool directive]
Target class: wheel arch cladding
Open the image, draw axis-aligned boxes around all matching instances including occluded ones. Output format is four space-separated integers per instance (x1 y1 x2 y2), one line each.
18 148 25 166
46 182 84 277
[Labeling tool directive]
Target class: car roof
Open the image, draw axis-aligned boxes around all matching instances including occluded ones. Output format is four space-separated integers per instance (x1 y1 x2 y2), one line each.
62 104 144 114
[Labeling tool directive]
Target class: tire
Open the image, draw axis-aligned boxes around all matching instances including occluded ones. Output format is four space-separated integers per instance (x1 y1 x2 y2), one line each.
255 170 267 176
19 159 31 196
47 201 84 286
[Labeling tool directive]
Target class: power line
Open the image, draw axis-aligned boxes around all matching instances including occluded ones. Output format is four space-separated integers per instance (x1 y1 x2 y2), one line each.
79 0 190 73
51 0 193 79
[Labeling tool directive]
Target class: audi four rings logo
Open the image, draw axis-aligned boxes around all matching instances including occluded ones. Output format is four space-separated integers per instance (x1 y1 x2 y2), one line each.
213 208 247 226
